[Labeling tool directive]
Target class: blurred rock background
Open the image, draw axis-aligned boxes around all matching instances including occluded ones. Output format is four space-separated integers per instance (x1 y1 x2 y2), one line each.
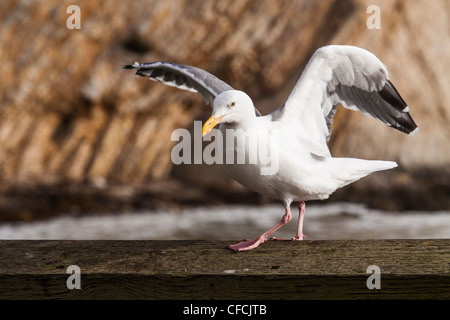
0 0 449 222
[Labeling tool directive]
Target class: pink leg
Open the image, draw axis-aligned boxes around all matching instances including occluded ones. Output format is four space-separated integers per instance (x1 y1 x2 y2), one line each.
271 201 306 241
228 206 293 252
292 201 306 240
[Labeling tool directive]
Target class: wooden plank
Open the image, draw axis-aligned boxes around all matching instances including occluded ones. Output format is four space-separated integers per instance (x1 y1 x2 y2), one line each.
0 239 448 299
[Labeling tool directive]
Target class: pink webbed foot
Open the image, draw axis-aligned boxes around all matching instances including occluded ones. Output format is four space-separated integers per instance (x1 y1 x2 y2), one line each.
269 236 289 241
291 234 307 240
228 205 294 252
270 234 307 241
227 235 268 252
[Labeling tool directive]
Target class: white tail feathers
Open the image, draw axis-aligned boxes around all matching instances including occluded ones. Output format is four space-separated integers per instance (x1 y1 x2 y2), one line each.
330 158 397 187
357 160 398 174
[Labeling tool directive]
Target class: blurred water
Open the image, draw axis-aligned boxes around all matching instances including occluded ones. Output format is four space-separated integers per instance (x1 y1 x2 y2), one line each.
0 203 449 240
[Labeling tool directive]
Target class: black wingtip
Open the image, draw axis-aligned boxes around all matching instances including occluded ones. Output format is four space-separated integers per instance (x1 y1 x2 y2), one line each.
122 62 142 70
380 80 418 135
392 109 418 135
380 80 407 112
408 127 419 136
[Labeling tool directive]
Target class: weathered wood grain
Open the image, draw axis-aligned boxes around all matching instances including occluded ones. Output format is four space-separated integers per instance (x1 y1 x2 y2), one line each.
0 240 448 299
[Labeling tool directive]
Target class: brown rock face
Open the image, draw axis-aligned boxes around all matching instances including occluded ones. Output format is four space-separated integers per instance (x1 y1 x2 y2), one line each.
0 0 449 220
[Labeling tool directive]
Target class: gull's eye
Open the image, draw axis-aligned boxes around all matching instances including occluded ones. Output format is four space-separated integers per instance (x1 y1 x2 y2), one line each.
229 101 236 107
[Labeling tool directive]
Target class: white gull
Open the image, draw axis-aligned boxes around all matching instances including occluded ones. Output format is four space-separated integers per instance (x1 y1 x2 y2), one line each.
124 45 418 252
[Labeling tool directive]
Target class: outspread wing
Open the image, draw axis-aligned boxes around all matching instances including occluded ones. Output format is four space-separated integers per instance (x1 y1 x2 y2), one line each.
272 45 418 148
123 61 261 116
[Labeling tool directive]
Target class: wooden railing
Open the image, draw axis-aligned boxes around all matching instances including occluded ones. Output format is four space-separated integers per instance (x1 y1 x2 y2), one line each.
0 239 448 299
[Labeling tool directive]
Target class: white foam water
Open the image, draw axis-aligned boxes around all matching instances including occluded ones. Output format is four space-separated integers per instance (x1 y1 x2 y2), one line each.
0 203 449 240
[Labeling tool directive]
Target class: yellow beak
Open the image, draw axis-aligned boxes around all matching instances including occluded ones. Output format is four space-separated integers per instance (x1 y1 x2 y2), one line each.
202 114 225 136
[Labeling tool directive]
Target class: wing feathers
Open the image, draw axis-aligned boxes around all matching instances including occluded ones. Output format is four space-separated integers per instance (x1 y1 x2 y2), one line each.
123 62 233 105
333 81 417 134
124 61 262 116
278 45 418 145
379 80 408 112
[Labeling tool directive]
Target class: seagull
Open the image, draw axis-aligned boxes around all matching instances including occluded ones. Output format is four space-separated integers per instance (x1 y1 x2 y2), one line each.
124 45 418 252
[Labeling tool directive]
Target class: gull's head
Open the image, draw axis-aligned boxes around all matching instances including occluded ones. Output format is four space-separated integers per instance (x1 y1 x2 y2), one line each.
202 90 255 136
